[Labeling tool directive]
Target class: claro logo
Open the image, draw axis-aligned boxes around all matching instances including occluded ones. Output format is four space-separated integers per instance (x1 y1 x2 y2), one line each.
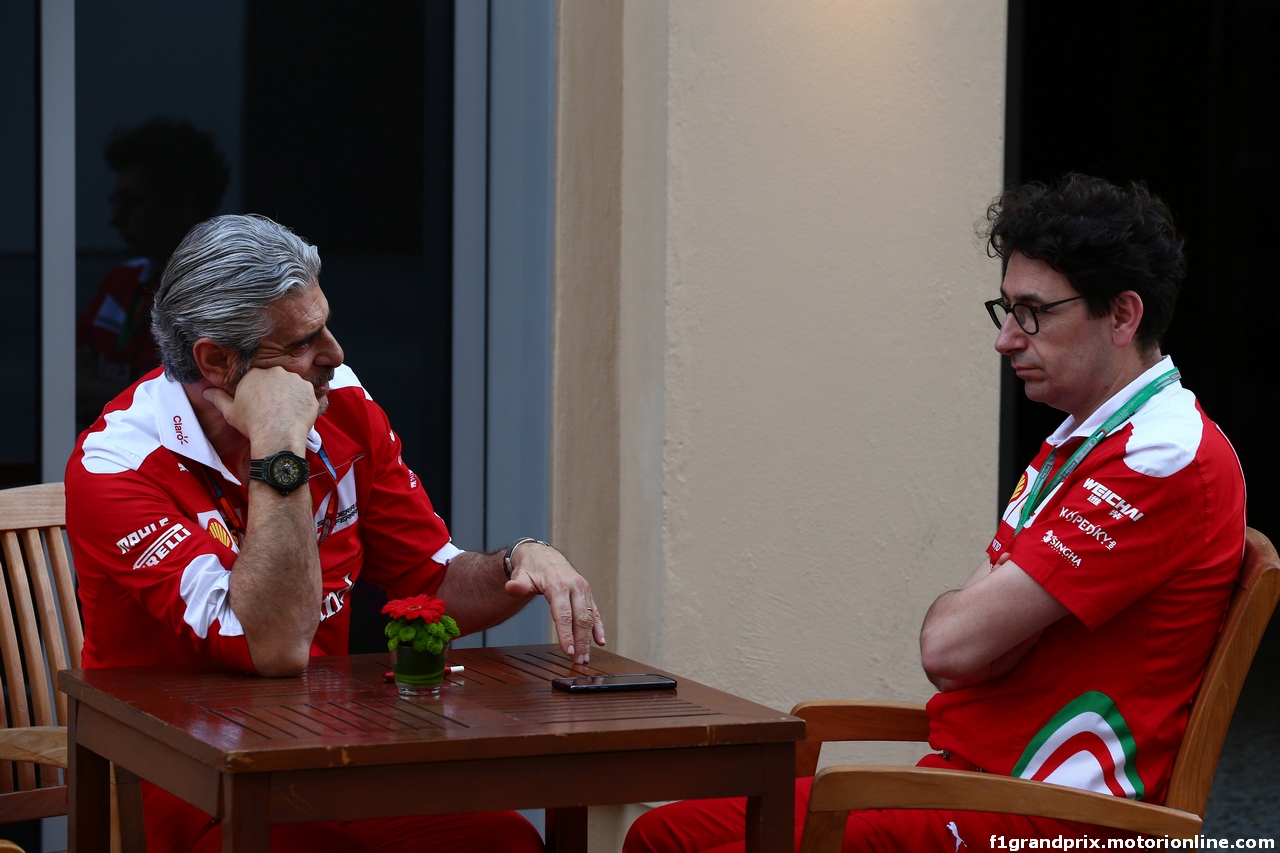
173 415 190 445
132 523 192 569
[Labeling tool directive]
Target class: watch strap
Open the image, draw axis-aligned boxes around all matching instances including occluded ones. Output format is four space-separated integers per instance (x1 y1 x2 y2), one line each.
248 450 309 495
503 537 550 580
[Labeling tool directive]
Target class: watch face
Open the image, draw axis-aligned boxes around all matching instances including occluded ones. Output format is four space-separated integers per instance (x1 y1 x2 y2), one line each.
270 455 304 487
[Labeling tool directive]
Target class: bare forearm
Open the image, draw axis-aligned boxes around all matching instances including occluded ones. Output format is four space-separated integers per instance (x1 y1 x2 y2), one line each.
919 559 1066 689
229 485 322 676
436 543 605 664
435 550 535 636
926 628 1040 692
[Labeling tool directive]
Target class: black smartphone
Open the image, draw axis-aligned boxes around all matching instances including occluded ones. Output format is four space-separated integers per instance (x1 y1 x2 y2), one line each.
550 673 677 693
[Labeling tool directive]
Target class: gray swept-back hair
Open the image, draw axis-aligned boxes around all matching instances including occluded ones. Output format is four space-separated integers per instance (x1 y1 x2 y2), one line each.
152 214 321 383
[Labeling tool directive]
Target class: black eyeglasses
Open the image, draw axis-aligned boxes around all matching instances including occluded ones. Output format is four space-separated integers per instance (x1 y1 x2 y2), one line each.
984 295 1086 335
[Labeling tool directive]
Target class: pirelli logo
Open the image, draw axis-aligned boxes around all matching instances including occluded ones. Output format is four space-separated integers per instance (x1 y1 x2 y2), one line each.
132 523 193 569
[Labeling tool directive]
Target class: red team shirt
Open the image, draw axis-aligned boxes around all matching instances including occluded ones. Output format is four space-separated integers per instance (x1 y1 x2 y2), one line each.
928 357 1246 806
66 363 459 675
66 366 545 853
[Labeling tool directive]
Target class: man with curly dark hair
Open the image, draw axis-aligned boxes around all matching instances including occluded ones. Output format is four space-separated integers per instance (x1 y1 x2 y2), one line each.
625 174 1246 852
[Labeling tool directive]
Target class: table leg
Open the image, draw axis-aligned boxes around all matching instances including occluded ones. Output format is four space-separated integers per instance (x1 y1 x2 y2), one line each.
545 806 589 853
68 699 111 853
222 774 271 853
744 743 795 853
113 764 146 852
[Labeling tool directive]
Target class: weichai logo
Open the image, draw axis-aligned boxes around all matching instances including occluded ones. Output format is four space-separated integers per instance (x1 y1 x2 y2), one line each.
1081 478 1143 521
1013 691 1144 801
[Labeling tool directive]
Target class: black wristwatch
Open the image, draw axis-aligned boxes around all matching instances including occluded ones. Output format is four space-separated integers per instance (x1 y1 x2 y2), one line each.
248 451 310 495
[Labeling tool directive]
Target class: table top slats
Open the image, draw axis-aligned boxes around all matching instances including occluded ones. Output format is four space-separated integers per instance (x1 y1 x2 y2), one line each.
60 646 804 773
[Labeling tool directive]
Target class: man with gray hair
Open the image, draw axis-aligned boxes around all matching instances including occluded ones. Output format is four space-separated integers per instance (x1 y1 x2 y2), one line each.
66 214 601 852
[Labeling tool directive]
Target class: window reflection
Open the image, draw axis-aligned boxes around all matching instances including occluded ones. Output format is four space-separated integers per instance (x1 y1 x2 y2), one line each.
0 1 40 487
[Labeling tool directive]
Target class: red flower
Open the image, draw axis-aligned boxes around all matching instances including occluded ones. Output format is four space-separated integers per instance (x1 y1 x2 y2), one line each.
381 594 447 623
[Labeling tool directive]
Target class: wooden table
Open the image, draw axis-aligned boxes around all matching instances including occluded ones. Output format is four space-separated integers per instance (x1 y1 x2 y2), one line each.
60 645 804 852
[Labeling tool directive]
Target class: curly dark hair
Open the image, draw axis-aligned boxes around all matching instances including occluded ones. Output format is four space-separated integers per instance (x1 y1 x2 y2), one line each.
105 117 229 219
983 173 1186 352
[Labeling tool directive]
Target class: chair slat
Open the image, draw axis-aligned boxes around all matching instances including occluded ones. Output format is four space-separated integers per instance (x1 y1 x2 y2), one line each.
47 527 83 671
24 528 70 726
0 482 136 845
5 533 55 737
0 544 17 795
0 532 36 791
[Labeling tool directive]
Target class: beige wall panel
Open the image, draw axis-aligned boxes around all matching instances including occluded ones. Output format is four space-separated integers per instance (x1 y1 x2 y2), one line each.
658 0 1006 718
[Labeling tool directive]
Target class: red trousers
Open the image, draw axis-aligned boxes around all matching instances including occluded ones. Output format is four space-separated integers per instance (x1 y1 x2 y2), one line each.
144 784 544 853
623 754 1137 853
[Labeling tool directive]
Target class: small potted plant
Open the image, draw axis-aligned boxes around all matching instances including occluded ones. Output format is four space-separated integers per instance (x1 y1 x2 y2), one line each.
382 593 460 696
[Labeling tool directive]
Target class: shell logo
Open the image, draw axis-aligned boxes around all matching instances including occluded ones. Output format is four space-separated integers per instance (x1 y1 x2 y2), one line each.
1008 472 1028 505
207 518 234 549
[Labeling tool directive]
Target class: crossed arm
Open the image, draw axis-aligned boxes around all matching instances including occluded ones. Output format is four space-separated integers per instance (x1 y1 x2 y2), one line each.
919 554 1069 692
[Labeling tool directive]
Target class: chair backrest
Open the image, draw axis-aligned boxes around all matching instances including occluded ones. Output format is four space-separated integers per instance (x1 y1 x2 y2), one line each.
1164 526 1280 816
0 481 81 823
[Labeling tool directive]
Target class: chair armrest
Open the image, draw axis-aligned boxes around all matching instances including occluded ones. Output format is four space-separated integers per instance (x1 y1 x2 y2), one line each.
790 701 930 777
798 765 1202 853
0 726 68 769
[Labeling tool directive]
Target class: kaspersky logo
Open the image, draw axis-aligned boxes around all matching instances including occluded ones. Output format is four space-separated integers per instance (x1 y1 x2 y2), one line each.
1014 691 1144 801
1057 507 1118 551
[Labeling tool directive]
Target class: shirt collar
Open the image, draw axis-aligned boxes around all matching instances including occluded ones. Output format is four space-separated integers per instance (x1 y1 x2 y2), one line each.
150 373 323 484
1046 355 1179 448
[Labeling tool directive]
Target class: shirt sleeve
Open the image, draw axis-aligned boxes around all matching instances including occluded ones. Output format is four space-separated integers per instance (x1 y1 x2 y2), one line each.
66 462 258 673
1009 441 1205 630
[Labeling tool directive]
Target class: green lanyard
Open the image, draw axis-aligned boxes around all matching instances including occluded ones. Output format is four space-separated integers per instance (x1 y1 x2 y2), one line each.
1013 367 1180 537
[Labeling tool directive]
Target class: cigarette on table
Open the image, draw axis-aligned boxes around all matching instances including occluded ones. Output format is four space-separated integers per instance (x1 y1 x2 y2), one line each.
383 665 465 683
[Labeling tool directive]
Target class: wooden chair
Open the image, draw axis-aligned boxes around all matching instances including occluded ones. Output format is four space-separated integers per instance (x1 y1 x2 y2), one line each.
0 483 143 853
795 526 1280 853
